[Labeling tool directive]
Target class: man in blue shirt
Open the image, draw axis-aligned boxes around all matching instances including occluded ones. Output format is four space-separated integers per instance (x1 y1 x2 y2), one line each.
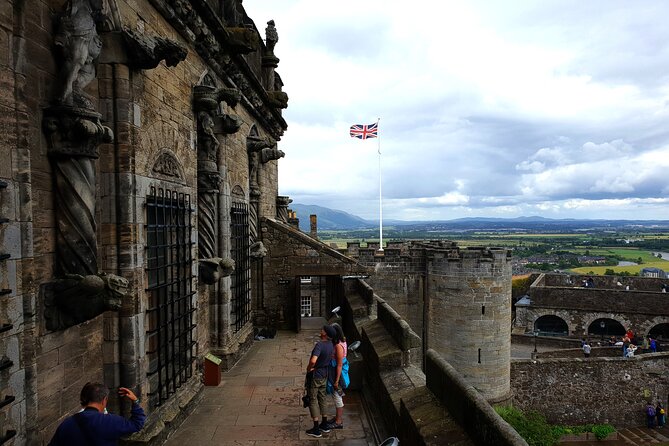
48 382 146 445
305 325 335 438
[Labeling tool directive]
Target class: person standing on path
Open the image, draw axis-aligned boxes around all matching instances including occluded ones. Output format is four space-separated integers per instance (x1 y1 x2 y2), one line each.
48 382 145 445
657 402 666 428
646 402 656 429
323 323 347 432
582 342 591 358
305 325 336 438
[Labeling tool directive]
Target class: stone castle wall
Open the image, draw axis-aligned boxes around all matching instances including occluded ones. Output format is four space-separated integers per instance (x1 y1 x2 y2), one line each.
511 353 669 427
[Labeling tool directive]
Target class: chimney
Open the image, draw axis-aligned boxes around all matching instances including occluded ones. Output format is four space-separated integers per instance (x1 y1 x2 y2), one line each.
310 214 318 240
287 210 300 229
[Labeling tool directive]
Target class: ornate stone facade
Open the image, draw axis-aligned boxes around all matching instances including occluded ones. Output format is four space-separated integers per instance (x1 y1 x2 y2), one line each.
0 0 288 443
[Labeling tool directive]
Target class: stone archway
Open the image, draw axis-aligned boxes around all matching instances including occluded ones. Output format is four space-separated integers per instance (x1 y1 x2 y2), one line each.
587 317 626 340
649 322 669 341
534 315 568 335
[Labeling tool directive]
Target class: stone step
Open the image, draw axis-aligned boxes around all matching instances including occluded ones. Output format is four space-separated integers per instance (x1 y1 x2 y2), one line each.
617 426 669 445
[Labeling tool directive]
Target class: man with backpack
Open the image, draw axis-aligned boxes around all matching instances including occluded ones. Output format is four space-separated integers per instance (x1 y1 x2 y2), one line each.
304 325 336 438
646 402 656 428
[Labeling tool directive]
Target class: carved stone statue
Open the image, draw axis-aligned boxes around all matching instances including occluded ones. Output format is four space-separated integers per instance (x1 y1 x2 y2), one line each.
44 273 129 330
265 20 278 54
247 134 274 191
54 0 104 107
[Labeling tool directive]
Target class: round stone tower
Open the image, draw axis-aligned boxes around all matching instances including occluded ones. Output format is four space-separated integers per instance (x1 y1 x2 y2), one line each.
426 245 512 402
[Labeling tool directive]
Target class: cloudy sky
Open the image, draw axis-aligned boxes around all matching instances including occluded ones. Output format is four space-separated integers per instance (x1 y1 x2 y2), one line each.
244 0 669 221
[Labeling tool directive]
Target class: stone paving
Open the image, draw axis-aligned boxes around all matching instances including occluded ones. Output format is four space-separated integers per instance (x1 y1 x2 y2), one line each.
163 327 376 446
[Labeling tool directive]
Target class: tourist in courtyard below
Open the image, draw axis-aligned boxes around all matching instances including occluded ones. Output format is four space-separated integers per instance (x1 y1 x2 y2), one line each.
657 402 666 428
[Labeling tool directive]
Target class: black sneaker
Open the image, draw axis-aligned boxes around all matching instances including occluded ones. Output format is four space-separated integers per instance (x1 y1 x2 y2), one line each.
325 421 343 430
306 427 322 438
318 421 331 433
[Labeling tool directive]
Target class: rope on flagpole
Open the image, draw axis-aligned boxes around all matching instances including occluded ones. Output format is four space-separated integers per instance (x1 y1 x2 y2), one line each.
377 118 383 252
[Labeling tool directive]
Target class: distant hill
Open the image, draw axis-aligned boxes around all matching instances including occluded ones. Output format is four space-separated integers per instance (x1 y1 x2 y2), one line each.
290 204 373 231
288 205 669 232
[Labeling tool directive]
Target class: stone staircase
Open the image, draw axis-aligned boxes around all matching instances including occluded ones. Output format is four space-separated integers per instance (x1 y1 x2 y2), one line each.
618 427 669 445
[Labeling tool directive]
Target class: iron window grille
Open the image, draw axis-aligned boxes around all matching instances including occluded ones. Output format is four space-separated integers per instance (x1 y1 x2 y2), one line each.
145 187 196 407
230 202 251 332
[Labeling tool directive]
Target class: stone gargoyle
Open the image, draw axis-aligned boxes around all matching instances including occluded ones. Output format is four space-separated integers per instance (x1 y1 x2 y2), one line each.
199 257 235 285
44 272 129 331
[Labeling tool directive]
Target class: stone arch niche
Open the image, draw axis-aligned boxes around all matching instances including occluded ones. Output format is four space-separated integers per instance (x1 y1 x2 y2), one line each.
534 315 569 335
587 317 626 339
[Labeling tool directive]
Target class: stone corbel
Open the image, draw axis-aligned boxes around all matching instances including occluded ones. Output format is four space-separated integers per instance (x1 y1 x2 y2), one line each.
194 86 241 111
267 91 288 109
43 273 129 331
247 135 275 153
260 146 285 163
199 257 235 285
121 28 188 69
224 27 260 54
215 114 243 134
250 241 267 259
43 106 114 158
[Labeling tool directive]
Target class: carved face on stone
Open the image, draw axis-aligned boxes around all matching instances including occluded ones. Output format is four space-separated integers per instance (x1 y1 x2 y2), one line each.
102 274 129 310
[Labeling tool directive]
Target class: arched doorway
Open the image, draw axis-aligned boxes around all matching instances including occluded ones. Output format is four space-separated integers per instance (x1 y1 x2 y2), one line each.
534 315 568 336
588 318 625 342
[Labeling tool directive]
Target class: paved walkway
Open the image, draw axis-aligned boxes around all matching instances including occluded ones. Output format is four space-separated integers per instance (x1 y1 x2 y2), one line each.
164 328 376 446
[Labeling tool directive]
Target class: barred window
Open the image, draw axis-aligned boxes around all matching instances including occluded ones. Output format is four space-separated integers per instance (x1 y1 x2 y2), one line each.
230 202 251 332
145 187 196 407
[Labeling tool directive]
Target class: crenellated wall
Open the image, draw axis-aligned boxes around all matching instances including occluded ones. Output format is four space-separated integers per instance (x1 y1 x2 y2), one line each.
347 241 513 402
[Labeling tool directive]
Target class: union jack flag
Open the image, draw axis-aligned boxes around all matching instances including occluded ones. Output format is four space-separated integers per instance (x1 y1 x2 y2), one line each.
349 122 378 139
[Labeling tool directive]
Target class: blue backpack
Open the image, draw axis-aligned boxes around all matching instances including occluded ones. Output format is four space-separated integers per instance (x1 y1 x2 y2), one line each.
648 406 656 417
327 356 350 394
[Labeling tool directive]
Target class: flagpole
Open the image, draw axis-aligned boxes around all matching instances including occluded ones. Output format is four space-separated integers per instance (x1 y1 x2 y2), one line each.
377 118 383 252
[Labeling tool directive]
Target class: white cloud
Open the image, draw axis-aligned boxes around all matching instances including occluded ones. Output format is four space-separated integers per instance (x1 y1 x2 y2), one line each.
243 0 669 221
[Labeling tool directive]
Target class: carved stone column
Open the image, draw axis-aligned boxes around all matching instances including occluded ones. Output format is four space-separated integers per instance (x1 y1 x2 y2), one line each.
43 107 112 275
194 85 241 283
40 0 129 331
276 196 292 223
